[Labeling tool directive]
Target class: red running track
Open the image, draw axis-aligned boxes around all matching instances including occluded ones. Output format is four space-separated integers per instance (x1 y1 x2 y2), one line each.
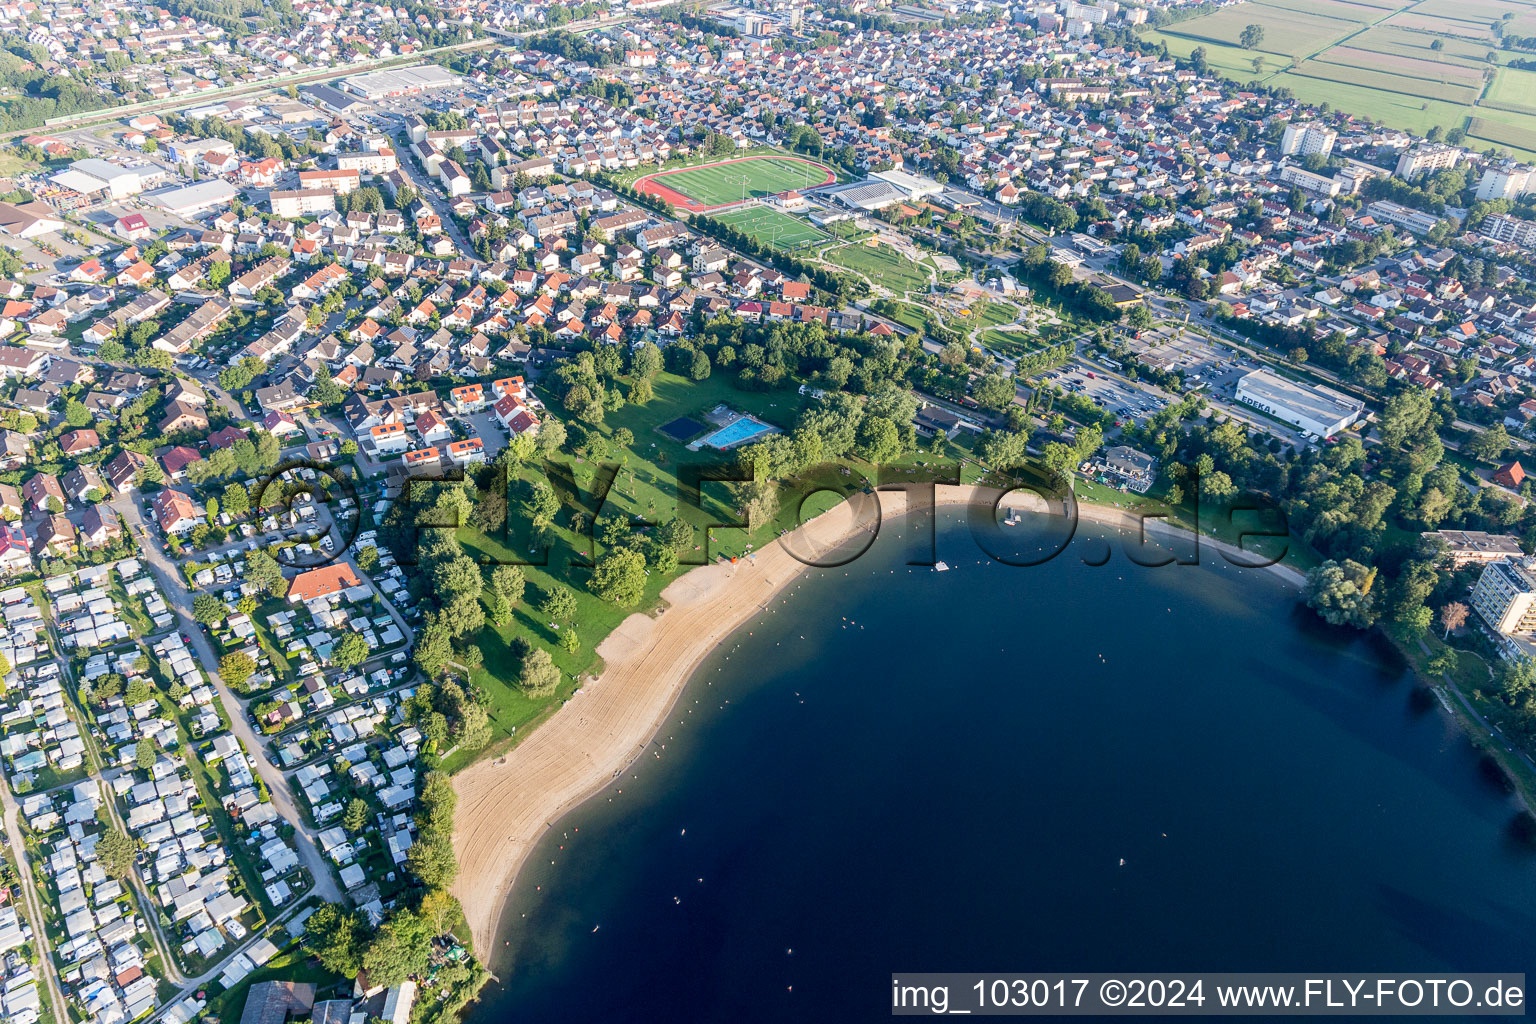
633 155 836 213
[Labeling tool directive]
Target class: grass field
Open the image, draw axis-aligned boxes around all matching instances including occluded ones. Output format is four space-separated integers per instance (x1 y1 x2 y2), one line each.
1484 67 1536 115
438 370 828 773
637 155 836 211
824 241 934 295
1468 114 1536 156
712 205 828 251
1288 60 1481 104
1146 0 1536 147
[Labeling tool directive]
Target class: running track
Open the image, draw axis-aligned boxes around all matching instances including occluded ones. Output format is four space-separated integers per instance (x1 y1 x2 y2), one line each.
634 155 836 213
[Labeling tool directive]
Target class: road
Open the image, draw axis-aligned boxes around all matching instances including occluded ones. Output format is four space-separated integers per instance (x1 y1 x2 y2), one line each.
113 496 343 906
0 779 67 1024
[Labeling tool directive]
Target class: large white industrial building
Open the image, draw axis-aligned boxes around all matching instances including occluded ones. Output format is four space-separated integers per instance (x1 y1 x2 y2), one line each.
1233 369 1363 438
51 159 165 200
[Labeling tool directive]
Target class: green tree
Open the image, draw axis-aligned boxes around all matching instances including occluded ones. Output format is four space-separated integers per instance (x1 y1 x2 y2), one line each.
96 829 137 879
973 373 1016 411
192 592 225 625
590 548 646 606
219 651 256 688
491 565 525 606
1464 424 1509 463
332 632 368 669
690 349 712 381
306 903 367 976
541 585 576 624
1304 559 1377 629
1239 23 1264 49
343 797 369 833
520 646 561 696
413 623 453 679
247 550 289 597
135 735 157 771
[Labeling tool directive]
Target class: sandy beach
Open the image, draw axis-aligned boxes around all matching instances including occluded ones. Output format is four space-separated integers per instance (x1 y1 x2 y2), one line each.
450 486 1304 956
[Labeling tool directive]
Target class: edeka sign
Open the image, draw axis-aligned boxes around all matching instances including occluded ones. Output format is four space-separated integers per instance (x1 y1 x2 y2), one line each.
363 458 1290 572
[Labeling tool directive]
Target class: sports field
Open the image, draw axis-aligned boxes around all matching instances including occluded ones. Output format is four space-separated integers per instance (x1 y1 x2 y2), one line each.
712 205 828 250
1146 0 1536 156
636 155 836 212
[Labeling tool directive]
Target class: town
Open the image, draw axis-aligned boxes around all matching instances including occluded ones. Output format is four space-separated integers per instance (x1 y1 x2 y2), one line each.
3 0 1536 1021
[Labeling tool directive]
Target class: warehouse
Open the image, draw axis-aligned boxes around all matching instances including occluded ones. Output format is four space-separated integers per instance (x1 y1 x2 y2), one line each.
340 65 460 100
145 180 241 216
51 159 165 200
1233 369 1363 438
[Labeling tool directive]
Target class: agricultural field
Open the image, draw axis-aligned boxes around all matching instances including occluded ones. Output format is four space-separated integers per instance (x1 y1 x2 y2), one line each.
1145 0 1536 155
635 155 836 212
1483 67 1536 115
711 205 828 251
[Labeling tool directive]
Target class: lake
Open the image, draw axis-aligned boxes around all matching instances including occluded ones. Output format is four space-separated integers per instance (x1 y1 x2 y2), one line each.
471 515 1536 1022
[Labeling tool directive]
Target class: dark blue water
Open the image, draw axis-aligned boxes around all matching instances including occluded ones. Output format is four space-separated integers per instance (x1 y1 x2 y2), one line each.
472 518 1536 1023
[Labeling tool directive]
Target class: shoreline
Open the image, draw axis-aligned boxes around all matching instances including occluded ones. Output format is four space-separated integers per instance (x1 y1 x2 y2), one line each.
450 486 1306 960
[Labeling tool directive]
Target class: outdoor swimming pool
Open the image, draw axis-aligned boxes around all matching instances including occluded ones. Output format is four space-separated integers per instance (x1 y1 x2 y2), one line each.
699 416 775 449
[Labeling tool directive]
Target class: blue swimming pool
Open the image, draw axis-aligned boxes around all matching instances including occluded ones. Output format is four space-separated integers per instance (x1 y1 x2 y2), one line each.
700 417 774 449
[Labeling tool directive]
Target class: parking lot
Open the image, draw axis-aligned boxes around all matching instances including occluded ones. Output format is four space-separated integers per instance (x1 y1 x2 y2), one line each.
1042 359 1173 430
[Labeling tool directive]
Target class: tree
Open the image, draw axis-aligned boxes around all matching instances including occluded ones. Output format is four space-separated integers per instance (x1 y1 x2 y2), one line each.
359 914 433 994
590 548 646 606
344 797 370 833
1240 23 1264 49
1464 424 1509 463
1440 601 1468 639
457 703 491 750
306 904 366 976
520 646 561 696
973 373 1016 411
413 623 453 679
491 565 525 606
219 651 256 688
333 632 368 669
690 349 712 381
356 545 380 573
247 550 289 597
1304 559 1377 628
559 627 580 653
192 592 224 625
64 398 90 428
135 735 157 771
433 555 484 601
96 829 137 879
541 585 576 624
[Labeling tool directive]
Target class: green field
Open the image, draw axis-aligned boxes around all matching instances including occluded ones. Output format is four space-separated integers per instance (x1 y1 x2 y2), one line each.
1146 0 1536 146
1468 114 1536 157
439 370 824 773
825 242 934 296
712 205 828 251
1483 67 1536 116
1288 60 1481 104
645 157 833 207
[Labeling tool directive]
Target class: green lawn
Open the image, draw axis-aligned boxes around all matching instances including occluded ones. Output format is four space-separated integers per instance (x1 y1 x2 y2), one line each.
440 370 821 772
712 205 827 251
642 156 834 206
825 242 934 296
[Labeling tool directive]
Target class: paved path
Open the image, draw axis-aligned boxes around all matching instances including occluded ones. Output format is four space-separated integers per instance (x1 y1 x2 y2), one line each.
114 496 343 905
0 779 67 1024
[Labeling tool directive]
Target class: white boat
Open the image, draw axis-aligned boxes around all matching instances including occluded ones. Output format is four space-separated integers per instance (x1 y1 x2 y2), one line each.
934 561 950 572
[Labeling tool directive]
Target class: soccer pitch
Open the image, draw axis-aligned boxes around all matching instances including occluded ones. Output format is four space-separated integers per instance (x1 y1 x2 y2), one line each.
637 155 836 210
712 206 827 250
